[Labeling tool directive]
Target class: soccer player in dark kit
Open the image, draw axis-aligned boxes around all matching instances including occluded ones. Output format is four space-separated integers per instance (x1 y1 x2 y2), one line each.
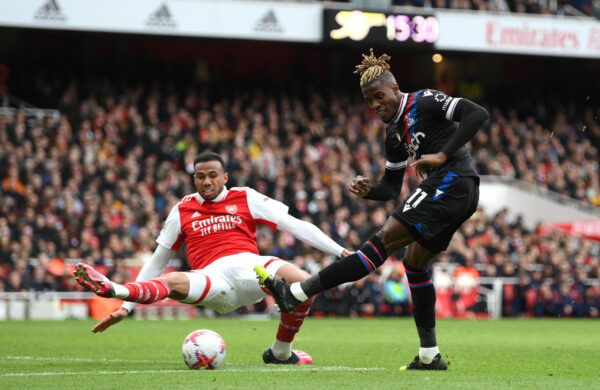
256 49 489 370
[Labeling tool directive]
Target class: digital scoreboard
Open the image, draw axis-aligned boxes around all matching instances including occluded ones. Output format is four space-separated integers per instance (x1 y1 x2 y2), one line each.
324 9 439 46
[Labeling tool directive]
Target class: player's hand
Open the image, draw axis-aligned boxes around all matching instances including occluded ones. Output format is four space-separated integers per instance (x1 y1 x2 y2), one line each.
410 152 447 180
91 307 129 333
341 249 354 258
348 176 371 198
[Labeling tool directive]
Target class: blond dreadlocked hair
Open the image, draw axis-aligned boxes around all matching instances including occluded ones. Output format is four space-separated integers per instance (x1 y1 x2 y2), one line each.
354 48 391 88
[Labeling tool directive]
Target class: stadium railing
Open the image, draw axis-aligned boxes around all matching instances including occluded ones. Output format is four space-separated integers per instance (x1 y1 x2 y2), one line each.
0 291 196 321
0 93 60 123
0 277 506 320
0 291 94 320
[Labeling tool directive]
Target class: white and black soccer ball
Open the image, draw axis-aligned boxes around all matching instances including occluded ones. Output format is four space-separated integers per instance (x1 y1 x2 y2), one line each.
182 329 226 370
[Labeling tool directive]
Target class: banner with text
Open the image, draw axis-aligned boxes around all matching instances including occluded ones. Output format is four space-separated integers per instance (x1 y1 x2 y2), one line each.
0 0 322 42
538 220 600 242
435 11 600 58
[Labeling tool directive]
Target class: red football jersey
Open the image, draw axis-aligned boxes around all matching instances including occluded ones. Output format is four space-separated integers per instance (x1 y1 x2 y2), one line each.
156 187 288 269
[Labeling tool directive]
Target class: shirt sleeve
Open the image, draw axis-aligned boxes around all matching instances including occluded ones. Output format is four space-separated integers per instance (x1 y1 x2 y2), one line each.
245 187 289 227
441 98 489 157
444 97 462 121
277 213 345 257
419 89 461 121
363 165 405 201
155 204 184 251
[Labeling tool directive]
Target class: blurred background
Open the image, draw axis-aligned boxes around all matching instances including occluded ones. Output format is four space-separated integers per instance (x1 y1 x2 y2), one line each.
0 0 599 321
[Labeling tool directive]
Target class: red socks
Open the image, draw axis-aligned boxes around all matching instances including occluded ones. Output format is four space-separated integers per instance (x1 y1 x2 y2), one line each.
276 297 314 342
123 278 170 304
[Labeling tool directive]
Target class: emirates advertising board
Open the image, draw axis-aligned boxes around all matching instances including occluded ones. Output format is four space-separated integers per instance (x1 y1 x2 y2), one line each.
435 11 600 59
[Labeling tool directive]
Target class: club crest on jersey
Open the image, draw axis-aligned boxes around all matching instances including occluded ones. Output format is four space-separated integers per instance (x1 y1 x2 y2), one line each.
225 205 238 214
434 92 447 102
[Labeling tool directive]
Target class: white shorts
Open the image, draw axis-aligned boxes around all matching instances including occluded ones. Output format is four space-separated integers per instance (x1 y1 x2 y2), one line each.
181 253 288 314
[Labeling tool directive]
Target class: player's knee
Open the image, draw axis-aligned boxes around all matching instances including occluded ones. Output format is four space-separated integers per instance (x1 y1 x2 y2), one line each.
405 244 437 270
297 269 310 280
275 264 308 283
403 256 428 271
377 230 399 256
164 272 190 299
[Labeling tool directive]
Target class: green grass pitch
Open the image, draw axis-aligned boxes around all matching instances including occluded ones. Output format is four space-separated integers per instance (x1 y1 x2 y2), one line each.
1 318 598 389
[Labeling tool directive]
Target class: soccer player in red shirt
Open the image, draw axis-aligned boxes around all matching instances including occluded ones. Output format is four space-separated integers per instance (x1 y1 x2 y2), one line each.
75 151 351 365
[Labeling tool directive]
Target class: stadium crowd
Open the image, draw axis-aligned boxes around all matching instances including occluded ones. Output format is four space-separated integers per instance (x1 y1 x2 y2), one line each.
0 79 599 318
329 0 595 16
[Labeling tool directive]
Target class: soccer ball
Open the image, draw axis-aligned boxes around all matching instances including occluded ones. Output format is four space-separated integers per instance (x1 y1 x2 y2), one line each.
182 329 226 370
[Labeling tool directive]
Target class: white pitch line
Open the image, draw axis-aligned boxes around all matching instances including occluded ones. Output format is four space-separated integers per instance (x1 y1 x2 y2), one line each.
2 366 384 377
218 367 385 372
0 356 179 364
0 355 385 376
2 370 185 377
0 356 384 377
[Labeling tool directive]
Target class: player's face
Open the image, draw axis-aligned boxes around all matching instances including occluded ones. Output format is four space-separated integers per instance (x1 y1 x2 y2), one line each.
193 160 228 200
362 79 400 123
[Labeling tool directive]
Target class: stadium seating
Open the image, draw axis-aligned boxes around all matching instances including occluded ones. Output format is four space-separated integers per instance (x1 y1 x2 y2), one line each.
334 0 595 16
1 75 598 318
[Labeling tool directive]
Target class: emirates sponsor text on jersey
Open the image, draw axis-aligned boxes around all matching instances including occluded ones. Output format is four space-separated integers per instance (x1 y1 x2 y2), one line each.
191 215 243 236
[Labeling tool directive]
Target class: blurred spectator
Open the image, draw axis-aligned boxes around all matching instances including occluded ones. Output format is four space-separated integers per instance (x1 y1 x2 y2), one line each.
339 274 380 318
380 263 410 316
433 267 455 317
453 257 481 317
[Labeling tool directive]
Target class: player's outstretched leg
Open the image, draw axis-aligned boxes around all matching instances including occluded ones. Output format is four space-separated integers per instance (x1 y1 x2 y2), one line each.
74 263 170 304
400 354 447 371
256 236 388 313
254 265 301 313
74 263 115 297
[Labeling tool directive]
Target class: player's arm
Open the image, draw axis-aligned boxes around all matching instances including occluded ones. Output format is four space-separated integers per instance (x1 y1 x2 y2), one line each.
412 96 488 178
440 98 489 158
350 161 406 201
119 245 174 313
245 187 351 258
277 214 350 258
92 245 174 333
